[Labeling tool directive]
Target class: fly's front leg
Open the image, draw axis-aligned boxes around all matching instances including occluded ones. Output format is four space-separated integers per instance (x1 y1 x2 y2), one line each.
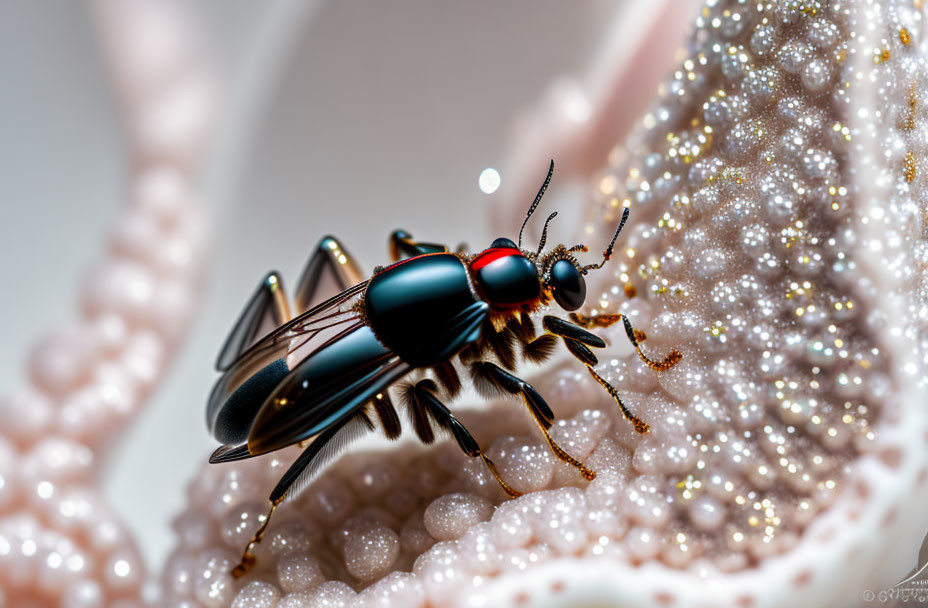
545 314 653 435
542 315 606 348
389 230 448 261
569 312 682 372
568 312 622 329
617 315 682 371
469 362 596 482
401 379 520 498
517 314 599 367
293 235 365 313
507 312 537 344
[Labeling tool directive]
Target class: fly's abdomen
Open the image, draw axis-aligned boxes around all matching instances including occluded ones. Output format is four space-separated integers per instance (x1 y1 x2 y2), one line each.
364 253 488 367
247 324 406 455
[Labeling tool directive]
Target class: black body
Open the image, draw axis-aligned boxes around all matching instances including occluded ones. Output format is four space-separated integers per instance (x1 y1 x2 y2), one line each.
364 253 488 367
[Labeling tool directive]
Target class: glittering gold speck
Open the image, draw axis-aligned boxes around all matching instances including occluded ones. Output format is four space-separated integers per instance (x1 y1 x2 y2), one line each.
905 87 917 132
905 151 917 182
899 27 911 46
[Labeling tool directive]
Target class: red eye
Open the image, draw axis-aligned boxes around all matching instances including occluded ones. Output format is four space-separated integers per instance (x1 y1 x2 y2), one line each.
550 260 586 311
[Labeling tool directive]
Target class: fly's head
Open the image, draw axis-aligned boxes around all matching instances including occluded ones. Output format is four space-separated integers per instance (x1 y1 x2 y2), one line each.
512 161 631 312
538 245 588 312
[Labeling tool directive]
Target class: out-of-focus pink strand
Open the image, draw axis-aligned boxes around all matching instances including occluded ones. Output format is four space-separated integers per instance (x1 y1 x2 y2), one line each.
0 0 215 605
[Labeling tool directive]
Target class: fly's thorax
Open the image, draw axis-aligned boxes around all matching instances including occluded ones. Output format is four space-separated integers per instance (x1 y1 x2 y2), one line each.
469 246 542 311
363 252 488 368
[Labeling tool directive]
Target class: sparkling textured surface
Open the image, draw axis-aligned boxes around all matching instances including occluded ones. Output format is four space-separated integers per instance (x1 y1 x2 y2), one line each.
164 1 928 606
577 0 899 566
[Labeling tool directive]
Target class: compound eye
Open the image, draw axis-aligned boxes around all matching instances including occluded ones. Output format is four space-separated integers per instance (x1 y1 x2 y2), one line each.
550 259 586 311
491 237 518 249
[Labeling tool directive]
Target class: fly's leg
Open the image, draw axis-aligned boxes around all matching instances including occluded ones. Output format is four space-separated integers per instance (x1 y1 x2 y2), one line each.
469 362 596 482
568 313 682 372
401 379 520 498
616 315 682 371
230 498 281 578
484 322 517 370
521 333 558 364
585 365 650 434
547 315 652 435
215 271 291 370
371 391 402 440
541 314 604 368
542 315 606 348
517 315 600 367
221 235 365 371
293 236 365 314
231 411 376 578
517 315 648 433
568 312 622 329
507 312 537 344
432 361 463 398
389 230 449 261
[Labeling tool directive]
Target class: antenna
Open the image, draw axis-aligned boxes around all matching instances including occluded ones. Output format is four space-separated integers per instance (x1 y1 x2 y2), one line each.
518 160 554 248
536 212 558 255
583 207 630 272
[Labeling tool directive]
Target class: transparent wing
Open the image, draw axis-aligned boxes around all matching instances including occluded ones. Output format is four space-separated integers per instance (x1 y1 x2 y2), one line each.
229 280 368 372
245 325 410 455
206 281 368 444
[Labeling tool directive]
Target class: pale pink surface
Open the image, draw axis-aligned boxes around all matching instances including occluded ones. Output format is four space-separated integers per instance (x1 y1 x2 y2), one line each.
0 0 215 605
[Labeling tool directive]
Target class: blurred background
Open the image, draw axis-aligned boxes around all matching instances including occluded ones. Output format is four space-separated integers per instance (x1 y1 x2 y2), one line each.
0 1 634 572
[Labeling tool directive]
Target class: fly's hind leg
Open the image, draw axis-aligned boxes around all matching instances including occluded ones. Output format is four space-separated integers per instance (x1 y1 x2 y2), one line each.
293 236 365 313
231 411 376 578
389 230 449 261
401 379 520 498
230 498 281 579
469 362 596 482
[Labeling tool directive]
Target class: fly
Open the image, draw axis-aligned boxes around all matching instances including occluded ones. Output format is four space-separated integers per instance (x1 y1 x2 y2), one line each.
205 161 682 577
